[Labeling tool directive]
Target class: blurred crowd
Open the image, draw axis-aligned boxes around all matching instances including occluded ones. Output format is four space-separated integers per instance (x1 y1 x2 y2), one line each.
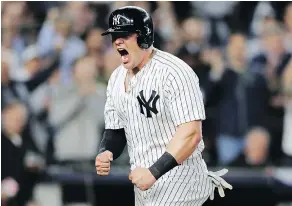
1 1 292 205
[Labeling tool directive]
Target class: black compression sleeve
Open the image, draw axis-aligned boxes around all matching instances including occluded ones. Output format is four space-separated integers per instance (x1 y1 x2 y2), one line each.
98 129 127 160
148 152 178 180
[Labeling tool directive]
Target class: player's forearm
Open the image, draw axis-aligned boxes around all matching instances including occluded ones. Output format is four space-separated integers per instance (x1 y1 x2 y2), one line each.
98 129 127 160
166 122 202 164
148 121 202 180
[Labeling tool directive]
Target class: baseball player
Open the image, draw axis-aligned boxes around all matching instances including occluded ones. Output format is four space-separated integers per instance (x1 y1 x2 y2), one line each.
95 6 232 206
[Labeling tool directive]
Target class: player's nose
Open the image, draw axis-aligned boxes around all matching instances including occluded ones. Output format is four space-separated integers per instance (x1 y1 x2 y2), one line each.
113 37 124 45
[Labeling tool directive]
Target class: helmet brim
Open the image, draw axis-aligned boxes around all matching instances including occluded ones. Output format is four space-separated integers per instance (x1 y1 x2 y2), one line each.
101 25 137 36
101 29 132 36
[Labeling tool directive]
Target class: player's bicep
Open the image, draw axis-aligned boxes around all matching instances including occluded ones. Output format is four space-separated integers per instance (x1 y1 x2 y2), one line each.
165 69 205 126
176 120 202 137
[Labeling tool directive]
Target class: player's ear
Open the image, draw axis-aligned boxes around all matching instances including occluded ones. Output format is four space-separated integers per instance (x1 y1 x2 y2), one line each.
129 173 132 180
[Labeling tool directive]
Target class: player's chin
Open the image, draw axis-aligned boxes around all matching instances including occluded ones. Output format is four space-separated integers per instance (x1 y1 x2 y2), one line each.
122 61 134 70
139 186 149 191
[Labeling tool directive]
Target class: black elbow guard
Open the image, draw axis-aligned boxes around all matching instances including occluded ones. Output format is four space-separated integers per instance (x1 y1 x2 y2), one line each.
98 129 127 160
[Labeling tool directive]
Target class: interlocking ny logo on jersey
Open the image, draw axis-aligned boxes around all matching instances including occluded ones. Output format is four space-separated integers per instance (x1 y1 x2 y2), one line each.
137 90 160 118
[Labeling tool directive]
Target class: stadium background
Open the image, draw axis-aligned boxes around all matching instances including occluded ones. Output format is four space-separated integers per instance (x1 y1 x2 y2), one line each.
1 1 292 206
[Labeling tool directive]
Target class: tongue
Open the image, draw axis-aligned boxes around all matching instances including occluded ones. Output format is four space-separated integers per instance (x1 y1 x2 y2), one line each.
121 55 129 64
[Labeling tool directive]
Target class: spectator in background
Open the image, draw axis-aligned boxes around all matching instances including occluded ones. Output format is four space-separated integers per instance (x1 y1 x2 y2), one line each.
48 56 107 204
205 33 270 165
177 16 210 86
281 60 292 166
1 45 60 203
12 45 42 81
246 2 278 60
37 8 86 84
1 44 59 110
250 22 291 164
64 1 96 38
153 1 182 53
1 44 21 78
283 3 292 53
191 1 237 46
1 2 29 57
85 28 107 81
1 102 28 206
1 102 45 206
49 56 106 164
2 44 60 205
250 2 277 38
229 127 271 167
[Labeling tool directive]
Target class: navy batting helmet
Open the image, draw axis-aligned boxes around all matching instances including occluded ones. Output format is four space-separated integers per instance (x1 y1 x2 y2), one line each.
101 6 154 49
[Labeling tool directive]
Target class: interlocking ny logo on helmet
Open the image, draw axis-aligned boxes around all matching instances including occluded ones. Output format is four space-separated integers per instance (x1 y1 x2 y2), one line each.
101 6 154 49
112 14 133 26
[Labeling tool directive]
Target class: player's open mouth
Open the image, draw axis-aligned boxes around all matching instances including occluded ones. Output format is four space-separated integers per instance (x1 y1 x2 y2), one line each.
117 48 130 64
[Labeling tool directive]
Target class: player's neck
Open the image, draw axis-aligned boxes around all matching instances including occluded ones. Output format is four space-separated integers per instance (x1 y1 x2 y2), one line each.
139 48 155 69
128 47 155 77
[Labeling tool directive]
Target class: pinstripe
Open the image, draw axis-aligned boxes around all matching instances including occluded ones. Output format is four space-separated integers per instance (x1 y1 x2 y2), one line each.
178 169 194 206
149 65 165 155
144 62 161 165
139 61 159 166
162 57 199 121
126 104 139 166
196 176 210 206
160 51 205 119
148 180 161 204
154 53 204 121
194 173 203 206
153 177 171 204
181 168 195 206
134 84 148 168
126 77 142 166
171 73 188 123
135 194 143 206
174 167 191 203
128 85 144 167
135 187 144 206
157 51 205 119
133 63 152 167
130 62 153 167
201 177 212 205
155 68 171 149
157 169 184 205
167 167 191 204
153 57 199 123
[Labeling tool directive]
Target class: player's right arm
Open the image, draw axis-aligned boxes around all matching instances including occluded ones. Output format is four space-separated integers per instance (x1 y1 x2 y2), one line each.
95 68 126 176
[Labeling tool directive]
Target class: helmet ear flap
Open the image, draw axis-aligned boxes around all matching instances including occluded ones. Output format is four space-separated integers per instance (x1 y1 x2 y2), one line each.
136 30 150 49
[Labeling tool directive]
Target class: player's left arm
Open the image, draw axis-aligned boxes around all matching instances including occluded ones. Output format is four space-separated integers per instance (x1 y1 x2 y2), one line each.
149 65 206 180
165 120 202 163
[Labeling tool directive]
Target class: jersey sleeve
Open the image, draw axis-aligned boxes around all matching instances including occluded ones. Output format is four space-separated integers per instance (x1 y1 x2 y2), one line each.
164 65 206 126
104 69 124 129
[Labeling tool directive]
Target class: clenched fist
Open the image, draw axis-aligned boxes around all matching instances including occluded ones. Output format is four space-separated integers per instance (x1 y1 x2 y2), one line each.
129 167 156 191
95 150 113 176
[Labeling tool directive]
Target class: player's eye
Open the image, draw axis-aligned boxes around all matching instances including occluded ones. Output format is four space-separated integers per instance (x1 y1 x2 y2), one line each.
111 32 133 42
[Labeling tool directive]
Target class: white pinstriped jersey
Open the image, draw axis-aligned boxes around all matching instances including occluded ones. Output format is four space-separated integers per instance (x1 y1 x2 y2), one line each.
104 48 209 176
105 48 213 205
